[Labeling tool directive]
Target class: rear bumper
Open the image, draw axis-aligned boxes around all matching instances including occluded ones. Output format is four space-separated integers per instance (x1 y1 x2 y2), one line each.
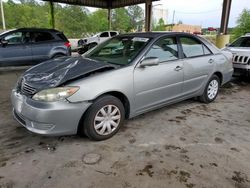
11 89 92 136
222 68 234 85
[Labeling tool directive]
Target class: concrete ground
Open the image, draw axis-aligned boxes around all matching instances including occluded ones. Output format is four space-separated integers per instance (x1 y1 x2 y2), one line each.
0 69 250 188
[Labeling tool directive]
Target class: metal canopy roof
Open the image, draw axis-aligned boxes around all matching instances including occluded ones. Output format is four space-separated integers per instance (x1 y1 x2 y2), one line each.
42 0 158 8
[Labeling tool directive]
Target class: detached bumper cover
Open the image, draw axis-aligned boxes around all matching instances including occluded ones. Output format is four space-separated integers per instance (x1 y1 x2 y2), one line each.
11 90 92 136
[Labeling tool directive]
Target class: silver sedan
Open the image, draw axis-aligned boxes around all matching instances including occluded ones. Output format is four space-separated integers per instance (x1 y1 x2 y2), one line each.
11 32 233 140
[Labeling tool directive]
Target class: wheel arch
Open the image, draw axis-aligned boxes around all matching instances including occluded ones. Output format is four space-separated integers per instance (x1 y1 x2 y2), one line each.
95 91 130 119
77 91 130 136
213 71 223 85
52 53 66 58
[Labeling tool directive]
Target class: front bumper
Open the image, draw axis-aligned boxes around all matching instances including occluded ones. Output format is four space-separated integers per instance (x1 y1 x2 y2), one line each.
11 90 92 136
233 63 250 76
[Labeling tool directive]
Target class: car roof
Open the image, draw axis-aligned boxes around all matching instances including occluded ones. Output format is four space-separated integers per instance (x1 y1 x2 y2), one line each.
118 32 195 38
14 28 61 33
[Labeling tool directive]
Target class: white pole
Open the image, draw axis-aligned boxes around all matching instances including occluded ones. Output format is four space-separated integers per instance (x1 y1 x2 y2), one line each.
0 0 6 30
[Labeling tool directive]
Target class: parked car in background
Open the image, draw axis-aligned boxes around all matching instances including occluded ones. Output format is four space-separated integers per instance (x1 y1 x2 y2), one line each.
223 33 250 77
0 28 71 66
11 32 233 140
77 31 119 54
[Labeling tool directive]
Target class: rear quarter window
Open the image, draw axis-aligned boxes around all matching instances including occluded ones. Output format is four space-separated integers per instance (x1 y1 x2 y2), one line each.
56 33 68 41
180 37 211 58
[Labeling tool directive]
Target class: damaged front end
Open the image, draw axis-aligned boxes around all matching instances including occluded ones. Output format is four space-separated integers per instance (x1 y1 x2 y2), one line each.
11 56 116 135
16 56 117 97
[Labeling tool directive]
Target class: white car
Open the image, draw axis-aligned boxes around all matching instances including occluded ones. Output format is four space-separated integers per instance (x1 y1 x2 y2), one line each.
77 31 119 54
223 34 250 77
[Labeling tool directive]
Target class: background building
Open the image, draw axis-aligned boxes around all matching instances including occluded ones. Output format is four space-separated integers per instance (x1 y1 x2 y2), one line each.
153 7 168 25
165 24 202 34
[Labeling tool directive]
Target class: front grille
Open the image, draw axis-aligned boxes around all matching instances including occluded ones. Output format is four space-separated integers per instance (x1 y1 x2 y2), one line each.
233 55 250 64
20 80 37 96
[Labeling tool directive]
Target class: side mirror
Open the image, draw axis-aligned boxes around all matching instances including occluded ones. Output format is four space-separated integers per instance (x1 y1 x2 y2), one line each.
0 40 8 47
139 57 159 68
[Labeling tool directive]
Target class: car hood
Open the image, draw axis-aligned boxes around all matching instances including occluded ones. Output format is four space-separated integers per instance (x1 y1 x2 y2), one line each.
224 47 250 56
22 56 117 91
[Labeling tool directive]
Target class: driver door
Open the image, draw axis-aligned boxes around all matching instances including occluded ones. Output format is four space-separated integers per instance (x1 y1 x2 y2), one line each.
134 36 184 113
0 31 32 66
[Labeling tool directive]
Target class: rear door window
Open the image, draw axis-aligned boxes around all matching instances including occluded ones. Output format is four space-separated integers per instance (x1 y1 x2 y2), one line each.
180 37 211 58
32 32 54 43
56 33 68 41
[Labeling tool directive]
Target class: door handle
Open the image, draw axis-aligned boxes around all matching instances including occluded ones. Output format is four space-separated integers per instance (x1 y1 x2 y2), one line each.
174 66 183 71
208 59 214 64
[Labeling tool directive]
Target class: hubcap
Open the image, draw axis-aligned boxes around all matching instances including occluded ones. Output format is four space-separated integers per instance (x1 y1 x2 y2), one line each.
207 79 219 100
94 105 121 136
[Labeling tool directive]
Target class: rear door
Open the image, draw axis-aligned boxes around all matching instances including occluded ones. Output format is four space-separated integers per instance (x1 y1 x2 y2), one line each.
30 31 55 62
179 36 214 95
0 31 32 66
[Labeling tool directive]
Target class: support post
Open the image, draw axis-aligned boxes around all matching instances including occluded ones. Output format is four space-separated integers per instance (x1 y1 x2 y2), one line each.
0 0 6 30
145 0 152 32
216 0 232 48
108 8 111 30
220 0 232 34
49 1 55 29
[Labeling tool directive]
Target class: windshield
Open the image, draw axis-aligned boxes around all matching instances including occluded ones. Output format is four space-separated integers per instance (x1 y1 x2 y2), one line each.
85 36 151 66
230 37 250 47
0 29 15 36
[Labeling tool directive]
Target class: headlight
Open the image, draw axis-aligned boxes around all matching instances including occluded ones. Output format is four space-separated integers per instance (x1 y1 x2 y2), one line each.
32 87 79 102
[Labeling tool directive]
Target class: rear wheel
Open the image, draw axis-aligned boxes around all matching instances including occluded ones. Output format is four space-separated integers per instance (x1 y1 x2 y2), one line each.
199 75 220 103
80 95 125 141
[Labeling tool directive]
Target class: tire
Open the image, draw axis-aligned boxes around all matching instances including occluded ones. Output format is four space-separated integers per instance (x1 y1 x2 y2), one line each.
199 75 220 103
80 95 125 141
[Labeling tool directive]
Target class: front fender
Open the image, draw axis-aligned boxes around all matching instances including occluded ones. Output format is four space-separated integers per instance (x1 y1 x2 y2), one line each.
66 66 135 105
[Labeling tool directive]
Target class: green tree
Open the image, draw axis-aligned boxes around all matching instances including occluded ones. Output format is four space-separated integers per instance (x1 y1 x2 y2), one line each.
127 5 144 31
233 9 250 39
154 18 165 31
0 1 135 38
112 8 130 32
89 9 109 33
55 5 90 38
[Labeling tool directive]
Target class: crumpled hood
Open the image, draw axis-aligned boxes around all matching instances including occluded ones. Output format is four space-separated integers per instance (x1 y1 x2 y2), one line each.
22 56 116 90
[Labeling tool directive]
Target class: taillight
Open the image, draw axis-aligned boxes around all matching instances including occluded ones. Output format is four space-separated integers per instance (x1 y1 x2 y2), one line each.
64 42 71 48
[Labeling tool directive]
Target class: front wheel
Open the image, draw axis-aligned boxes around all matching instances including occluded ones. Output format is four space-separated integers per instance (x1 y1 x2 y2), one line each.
199 75 220 103
80 95 125 141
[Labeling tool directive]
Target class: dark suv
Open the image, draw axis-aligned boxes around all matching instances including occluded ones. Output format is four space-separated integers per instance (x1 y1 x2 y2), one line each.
0 28 71 66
